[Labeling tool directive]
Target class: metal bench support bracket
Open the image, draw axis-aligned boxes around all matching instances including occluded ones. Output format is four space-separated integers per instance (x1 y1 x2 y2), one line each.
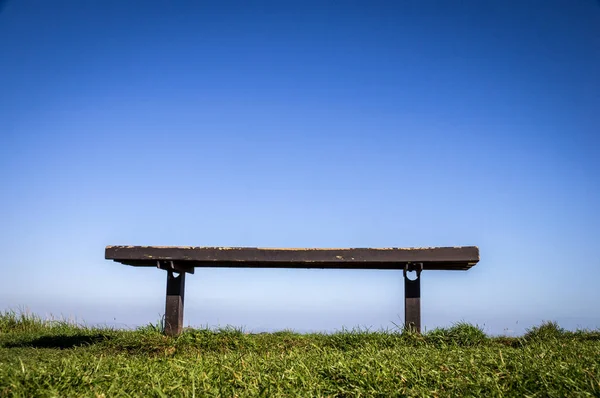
404 263 423 333
165 270 185 336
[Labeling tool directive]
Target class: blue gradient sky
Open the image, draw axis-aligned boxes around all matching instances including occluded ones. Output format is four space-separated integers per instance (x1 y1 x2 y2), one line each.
1 0 599 335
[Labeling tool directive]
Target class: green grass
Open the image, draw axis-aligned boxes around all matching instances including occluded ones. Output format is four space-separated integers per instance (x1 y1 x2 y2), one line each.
1 311 599 397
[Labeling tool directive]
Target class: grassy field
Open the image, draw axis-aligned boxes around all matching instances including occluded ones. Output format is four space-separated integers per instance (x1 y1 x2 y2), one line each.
1 311 599 397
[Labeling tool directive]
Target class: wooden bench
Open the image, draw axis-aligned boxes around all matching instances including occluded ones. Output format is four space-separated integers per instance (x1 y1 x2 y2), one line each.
105 246 480 335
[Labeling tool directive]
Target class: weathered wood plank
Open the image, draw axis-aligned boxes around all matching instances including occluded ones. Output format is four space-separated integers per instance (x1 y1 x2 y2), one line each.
105 246 479 270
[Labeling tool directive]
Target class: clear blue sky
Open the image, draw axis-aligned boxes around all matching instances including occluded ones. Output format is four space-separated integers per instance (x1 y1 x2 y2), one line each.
1 0 599 335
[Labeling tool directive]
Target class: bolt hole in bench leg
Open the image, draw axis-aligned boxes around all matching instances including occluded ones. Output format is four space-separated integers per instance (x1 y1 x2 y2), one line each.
404 264 422 333
165 270 185 336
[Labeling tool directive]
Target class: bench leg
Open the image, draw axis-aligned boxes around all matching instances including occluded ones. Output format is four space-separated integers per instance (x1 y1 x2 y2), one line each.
404 264 422 333
165 270 185 336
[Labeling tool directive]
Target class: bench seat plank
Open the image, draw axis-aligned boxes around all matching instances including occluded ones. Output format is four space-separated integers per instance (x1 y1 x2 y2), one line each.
105 246 479 271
